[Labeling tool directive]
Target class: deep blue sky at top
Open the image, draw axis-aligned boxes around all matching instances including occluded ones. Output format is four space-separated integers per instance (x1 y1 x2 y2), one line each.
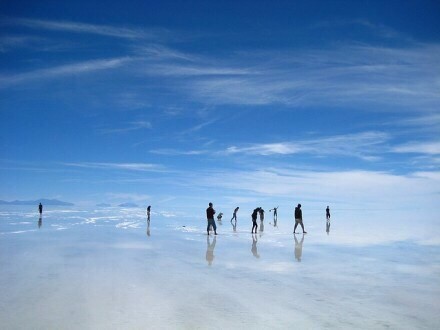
0 0 439 213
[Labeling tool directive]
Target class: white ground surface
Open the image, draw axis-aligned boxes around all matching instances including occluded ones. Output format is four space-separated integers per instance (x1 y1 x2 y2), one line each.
1 206 439 329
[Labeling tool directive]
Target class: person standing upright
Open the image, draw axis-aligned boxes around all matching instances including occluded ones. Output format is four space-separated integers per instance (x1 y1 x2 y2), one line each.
294 203 307 234
38 203 43 216
206 202 217 235
147 205 151 222
270 206 278 221
251 207 259 233
326 206 331 220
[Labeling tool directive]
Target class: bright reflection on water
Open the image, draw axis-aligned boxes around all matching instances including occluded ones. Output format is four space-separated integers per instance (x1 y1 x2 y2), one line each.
0 206 439 329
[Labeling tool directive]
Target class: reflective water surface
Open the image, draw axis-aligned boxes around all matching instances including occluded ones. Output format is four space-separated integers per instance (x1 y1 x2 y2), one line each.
1 206 439 329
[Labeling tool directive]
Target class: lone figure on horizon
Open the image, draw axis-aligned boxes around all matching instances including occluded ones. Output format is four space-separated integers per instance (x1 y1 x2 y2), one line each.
294 204 307 234
326 206 331 220
206 202 217 235
231 207 239 222
147 205 151 222
38 203 43 215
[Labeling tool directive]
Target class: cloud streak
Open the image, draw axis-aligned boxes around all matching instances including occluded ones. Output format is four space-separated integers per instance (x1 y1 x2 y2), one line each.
0 57 132 88
63 162 164 172
2 17 157 39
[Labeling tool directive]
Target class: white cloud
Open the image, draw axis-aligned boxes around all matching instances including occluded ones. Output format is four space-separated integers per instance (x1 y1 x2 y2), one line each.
3 17 155 39
393 141 440 155
63 162 164 172
225 131 389 160
0 57 132 88
195 168 440 210
98 121 152 134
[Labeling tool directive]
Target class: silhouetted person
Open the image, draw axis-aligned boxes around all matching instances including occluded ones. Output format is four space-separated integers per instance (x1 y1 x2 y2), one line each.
206 202 217 235
251 207 259 233
326 219 330 235
294 234 304 262
217 212 223 221
294 204 307 234
206 235 216 266
38 217 42 229
147 205 151 222
231 207 239 222
326 206 330 220
38 203 43 215
251 234 260 258
259 208 265 221
269 206 278 221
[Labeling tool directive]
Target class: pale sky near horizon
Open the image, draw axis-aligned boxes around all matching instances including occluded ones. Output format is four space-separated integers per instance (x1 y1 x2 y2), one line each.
1 1 439 216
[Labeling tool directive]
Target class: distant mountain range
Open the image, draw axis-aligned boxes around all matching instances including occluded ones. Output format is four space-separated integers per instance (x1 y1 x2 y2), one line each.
118 202 138 207
0 199 74 206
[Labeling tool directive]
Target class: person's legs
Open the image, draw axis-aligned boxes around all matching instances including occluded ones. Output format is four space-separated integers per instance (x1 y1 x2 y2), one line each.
294 221 299 233
212 219 217 234
299 220 307 233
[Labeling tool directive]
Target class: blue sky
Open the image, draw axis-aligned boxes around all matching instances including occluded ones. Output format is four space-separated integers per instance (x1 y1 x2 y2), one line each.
0 1 439 216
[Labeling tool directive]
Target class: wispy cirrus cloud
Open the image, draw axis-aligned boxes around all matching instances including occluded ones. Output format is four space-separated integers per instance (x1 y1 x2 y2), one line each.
0 57 132 88
225 131 389 161
98 120 152 134
63 162 164 172
2 17 157 39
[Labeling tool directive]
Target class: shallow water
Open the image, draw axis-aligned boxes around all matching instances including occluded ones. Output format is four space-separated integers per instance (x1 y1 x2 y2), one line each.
1 206 439 329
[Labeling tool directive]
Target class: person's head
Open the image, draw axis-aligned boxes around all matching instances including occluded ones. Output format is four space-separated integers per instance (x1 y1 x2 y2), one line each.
209 202 213 207
298 203 301 208
326 206 329 209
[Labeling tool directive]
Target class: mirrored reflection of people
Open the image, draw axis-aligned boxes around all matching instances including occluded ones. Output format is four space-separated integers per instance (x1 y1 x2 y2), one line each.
294 234 305 262
231 207 239 222
251 207 259 233
146 205 151 222
294 204 307 234
326 206 331 220
251 234 260 258
269 206 278 221
38 217 42 229
206 235 216 266
231 219 237 232
206 202 217 235
326 219 330 235
146 221 151 237
38 203 43 216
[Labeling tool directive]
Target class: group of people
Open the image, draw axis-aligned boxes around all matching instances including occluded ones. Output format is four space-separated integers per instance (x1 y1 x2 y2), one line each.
206 202 331 235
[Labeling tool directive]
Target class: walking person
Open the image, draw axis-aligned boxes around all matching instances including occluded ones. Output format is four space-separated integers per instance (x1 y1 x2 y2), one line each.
231 207 239 222
251 207 259 233
293 204 307 234
38 202 43 216
206 202 217 235
326 206 331 220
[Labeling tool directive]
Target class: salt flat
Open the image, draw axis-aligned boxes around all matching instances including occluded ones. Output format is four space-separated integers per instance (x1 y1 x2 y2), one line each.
1 206 439 329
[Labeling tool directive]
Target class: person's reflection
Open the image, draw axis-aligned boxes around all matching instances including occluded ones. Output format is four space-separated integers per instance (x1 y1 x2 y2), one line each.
294 234 305 262
206 235 216 266
273 218 278 228
38 216 42 229
146 221 151 237
251 234 260 258
231 219 237 232
326 219 331 235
